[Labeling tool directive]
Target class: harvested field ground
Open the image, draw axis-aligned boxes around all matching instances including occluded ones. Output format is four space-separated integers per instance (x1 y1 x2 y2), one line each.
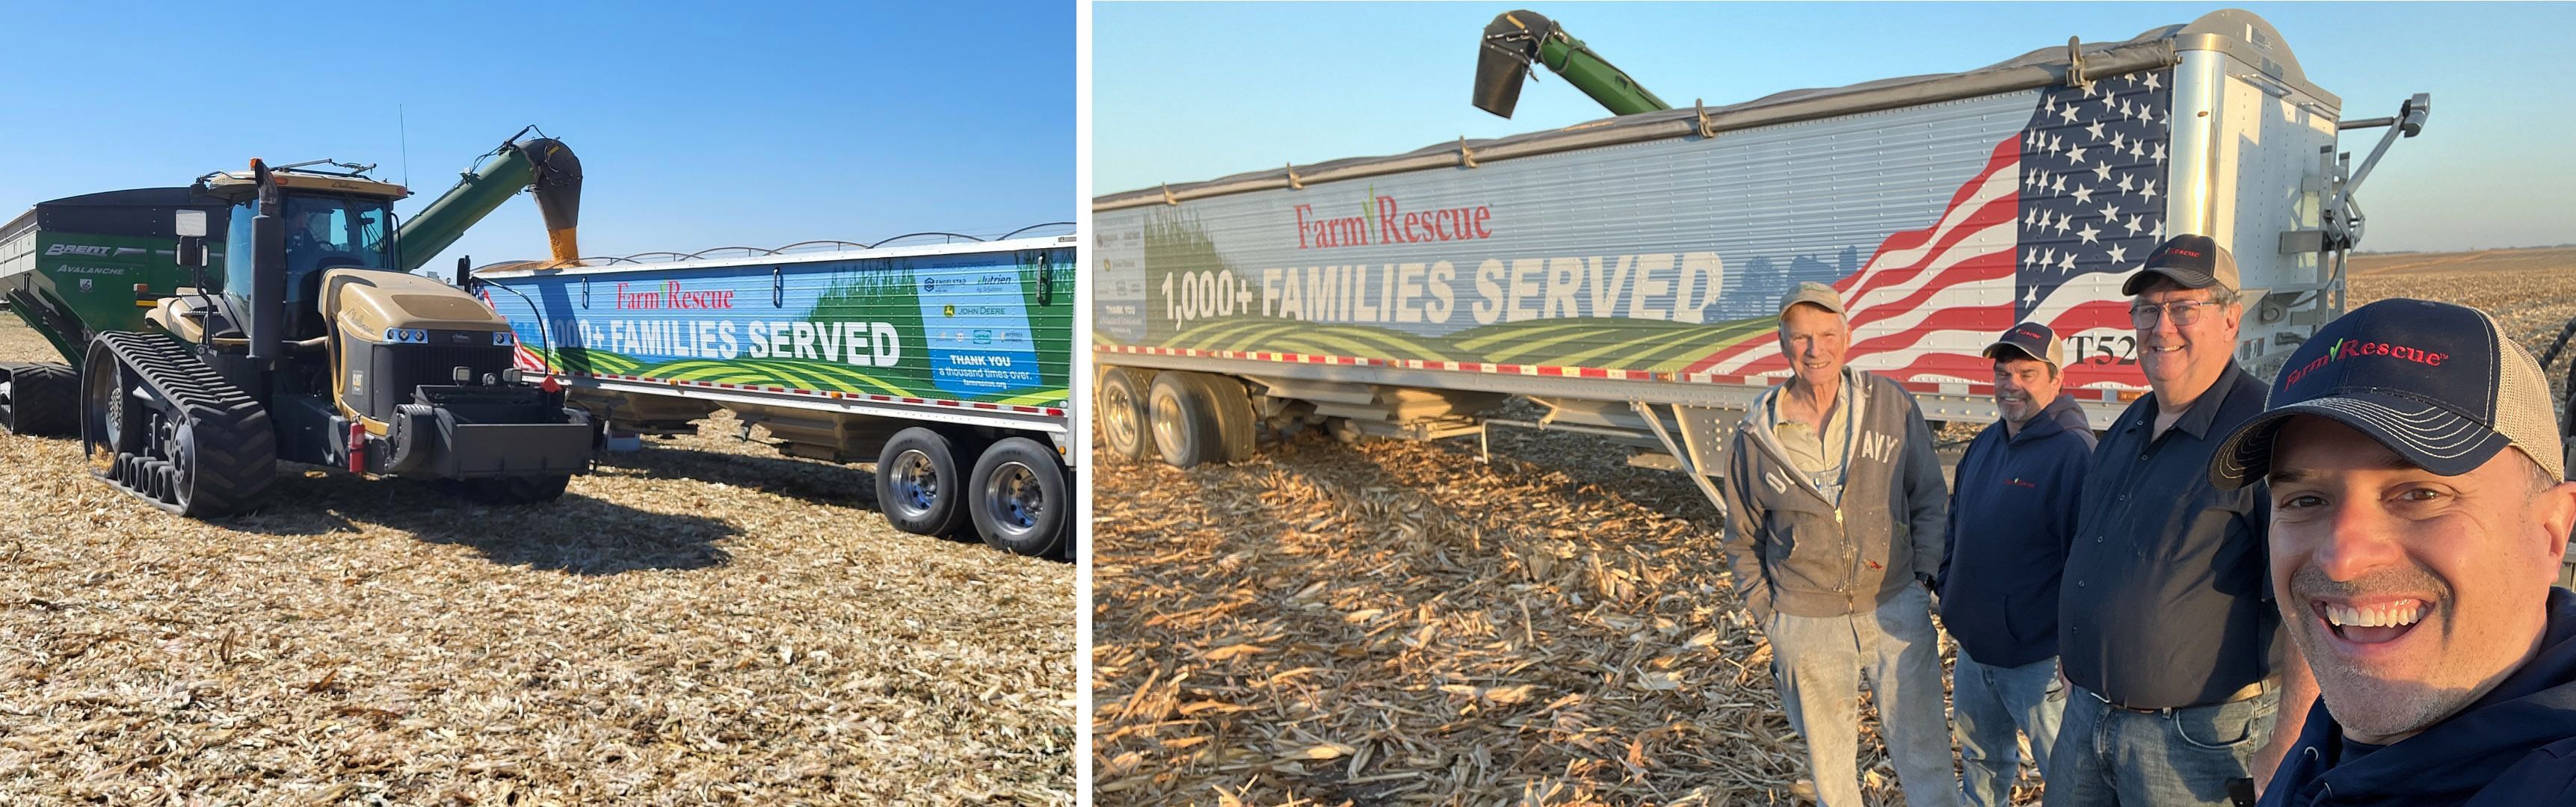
0 320 1073 804
1092 248 2576 806
2347 247 2576 414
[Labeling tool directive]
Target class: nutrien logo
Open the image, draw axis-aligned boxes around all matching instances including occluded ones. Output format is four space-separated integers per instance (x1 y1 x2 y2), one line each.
2284 337 2448 387
1294 188 1493 249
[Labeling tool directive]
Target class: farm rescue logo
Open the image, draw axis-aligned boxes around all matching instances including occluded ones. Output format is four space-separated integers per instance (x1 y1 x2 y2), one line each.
1162 190 1729 327
575 279 905 367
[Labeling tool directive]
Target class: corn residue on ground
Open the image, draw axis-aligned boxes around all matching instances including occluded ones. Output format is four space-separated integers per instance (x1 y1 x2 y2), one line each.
0 321 1073 805
1092 250 2576 806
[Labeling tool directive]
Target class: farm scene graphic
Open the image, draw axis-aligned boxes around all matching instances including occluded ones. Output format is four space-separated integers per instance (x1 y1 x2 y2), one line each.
1098 69 2176 391
487 248 1073 409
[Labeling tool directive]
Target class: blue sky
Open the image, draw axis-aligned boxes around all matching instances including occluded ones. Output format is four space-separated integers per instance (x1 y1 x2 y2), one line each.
0 1 1073 280
1095 2 2575 253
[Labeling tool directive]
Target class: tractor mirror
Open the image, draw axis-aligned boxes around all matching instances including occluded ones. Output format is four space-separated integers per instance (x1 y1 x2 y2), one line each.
176 235 205 270
457 256 471 285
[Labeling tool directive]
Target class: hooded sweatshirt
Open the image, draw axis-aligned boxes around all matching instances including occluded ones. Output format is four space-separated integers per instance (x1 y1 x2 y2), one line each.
2260 587 2576 806
1936 392 2096 669
1719 368 1947 622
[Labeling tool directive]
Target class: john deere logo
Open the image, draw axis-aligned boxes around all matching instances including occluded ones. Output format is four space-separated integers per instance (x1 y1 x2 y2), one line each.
943 304 956 317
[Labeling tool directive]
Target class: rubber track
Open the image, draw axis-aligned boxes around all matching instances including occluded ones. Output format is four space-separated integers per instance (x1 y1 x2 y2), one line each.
93 333 277 517
2 362 78 436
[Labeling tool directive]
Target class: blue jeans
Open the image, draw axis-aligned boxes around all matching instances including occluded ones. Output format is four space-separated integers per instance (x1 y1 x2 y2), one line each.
2042 684 2277 807
1766 585 1962 807
1952 650 2065 807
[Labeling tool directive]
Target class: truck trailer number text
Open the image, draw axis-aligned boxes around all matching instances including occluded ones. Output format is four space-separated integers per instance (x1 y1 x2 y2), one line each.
1162 252 1728 327
576 319 905 366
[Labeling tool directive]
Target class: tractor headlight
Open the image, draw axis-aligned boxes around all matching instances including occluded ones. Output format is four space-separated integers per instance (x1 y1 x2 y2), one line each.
382 327 426 344
493 331 517 346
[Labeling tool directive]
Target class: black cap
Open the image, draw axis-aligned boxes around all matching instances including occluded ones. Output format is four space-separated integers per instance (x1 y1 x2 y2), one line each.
1982 321 2065 367
2210 298 2564 489
2122 233 2240 296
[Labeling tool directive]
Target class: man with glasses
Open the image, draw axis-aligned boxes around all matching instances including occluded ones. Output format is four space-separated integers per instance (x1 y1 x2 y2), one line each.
2047 235 2316 806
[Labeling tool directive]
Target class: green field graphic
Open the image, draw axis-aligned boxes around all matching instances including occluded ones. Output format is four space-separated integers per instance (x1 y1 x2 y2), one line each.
531 346 1064 406
1108 315 1777 373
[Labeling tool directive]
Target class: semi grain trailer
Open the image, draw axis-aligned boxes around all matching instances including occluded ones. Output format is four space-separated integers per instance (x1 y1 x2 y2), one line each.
475 232 1079 557
1093 9 2427 509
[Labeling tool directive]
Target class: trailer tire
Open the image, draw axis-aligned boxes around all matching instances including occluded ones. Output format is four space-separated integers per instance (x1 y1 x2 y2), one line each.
1 362 78 437
446 474 573 505
968 437 1070 557
1097 368 1153 461
1191 373 1258 463
1147 372 1218 468
877 427 970 537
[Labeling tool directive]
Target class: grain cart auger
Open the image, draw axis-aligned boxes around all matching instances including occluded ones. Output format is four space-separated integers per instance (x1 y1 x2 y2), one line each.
67 155 596 517
1473 9 1671 119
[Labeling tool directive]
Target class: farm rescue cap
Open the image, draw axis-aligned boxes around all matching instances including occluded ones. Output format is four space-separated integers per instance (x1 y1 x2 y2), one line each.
1982 321 2066 368
2209 298 2564 489
1777 282 1847 318
2123 233 2240 296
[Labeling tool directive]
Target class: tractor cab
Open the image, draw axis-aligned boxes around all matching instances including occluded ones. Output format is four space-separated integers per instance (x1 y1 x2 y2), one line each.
197 166 408 344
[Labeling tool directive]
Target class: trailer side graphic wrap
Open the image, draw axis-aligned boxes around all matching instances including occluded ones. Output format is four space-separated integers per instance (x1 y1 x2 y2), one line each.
484 247 1073 409
1097 69 2173 391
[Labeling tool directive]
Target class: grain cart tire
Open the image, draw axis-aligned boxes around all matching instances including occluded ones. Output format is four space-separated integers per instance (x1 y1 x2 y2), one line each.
81 333 276 517
1097 368 1153 461
1147 371 1218 468
1 362 78 436
445 474 573 505
968 437 1070 557
877 427 970 536
1188 373 1258 463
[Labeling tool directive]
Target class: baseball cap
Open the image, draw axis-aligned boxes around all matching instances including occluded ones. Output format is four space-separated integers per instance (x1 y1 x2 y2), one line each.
1983 321 2066 368
2122 233 2240 296
2210 298 2563 489
1778 282 1846 318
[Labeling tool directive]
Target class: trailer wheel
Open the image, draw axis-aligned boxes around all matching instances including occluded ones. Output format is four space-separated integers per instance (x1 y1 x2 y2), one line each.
877 427 970 536
1191 374 1259 463
444 474 573 505
1097 368 1153 461
0 362 78 436
1147 372 1217 468
968 437 1070 557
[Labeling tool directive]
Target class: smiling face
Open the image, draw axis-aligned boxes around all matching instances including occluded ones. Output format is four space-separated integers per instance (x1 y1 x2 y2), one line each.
2266 415 2576 743
1993 353 2062 428
2133 277 2241 402
1777 303 1850 392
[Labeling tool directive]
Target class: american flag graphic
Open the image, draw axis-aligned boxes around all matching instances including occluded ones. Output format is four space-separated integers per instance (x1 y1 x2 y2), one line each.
1686 69 2174 391
478 288 555 372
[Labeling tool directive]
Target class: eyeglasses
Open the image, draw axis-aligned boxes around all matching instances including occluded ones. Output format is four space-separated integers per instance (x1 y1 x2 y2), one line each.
2130 299 2228 329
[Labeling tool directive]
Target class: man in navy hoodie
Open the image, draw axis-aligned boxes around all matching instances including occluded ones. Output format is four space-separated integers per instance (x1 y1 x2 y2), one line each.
1938 322 2098 806
2207 298 2576 806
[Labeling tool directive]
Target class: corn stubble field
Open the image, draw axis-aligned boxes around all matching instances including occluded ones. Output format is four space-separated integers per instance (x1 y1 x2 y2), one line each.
0 321 1074 804
1091 248 2576 806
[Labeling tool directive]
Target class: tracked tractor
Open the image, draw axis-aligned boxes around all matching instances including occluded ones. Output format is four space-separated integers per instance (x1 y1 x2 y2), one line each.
1 132 597 516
